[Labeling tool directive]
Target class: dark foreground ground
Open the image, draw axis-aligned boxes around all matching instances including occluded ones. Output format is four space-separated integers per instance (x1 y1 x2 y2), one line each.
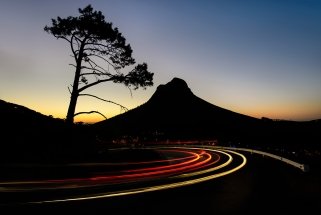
2 152 321 215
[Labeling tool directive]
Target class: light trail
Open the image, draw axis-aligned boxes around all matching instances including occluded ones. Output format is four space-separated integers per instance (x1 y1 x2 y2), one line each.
34 149 246 204
0 149 213 186
0 146 247 204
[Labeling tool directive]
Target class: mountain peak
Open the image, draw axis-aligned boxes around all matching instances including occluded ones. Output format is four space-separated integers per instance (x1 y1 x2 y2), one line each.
165 77 189 88
159 77 190 89
148 77 193 103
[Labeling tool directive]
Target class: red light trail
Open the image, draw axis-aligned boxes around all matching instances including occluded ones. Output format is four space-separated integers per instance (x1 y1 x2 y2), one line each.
0 146 247 204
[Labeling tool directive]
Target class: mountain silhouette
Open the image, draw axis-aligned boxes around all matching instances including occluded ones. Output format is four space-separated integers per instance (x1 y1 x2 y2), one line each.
94 77 321 150
94 78 263 141
0 99 63 126
0 99 93 163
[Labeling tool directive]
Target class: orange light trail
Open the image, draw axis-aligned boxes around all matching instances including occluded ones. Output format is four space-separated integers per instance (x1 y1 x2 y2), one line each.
89 150 216 182
0 146 247 204
0 148 220 188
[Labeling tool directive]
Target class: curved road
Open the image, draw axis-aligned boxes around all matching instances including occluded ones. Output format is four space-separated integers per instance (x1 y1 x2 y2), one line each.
0 146 246 205
2 145 320 215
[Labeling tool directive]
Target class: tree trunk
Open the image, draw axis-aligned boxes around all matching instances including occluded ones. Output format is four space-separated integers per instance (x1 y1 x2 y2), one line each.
66 89 79 125
65 66 81 124
65 42 85 125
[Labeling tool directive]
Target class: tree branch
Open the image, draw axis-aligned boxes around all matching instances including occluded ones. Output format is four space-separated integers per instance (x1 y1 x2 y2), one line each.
85 42 112 49
86 53 116 68
79 71 102 77
78 77 114 92
57 35 70 43
74 111 107 120
70 34 78 62
86 56 111 73
127 86 133 98
78 93 128 111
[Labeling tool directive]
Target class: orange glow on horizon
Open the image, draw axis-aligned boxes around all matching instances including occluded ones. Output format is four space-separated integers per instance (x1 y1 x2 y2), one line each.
51 105 321 123
4 96 320 124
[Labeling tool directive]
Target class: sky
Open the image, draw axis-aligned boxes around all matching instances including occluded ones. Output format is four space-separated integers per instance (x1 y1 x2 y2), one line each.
1 0 321 123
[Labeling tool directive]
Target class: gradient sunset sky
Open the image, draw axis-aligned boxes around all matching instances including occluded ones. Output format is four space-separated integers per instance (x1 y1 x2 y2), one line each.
1 0 321 123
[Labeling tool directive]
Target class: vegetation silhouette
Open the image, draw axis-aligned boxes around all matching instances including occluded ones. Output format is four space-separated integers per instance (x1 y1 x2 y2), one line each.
44 5 153 125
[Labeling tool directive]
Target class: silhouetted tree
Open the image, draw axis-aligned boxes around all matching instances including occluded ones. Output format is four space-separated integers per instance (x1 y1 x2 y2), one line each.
44 5 153 124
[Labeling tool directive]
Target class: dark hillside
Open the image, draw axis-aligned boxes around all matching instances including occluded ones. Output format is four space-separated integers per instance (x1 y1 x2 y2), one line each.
0 99 94 163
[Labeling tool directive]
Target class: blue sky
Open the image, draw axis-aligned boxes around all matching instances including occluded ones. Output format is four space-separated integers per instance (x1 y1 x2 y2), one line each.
1 0 321 122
